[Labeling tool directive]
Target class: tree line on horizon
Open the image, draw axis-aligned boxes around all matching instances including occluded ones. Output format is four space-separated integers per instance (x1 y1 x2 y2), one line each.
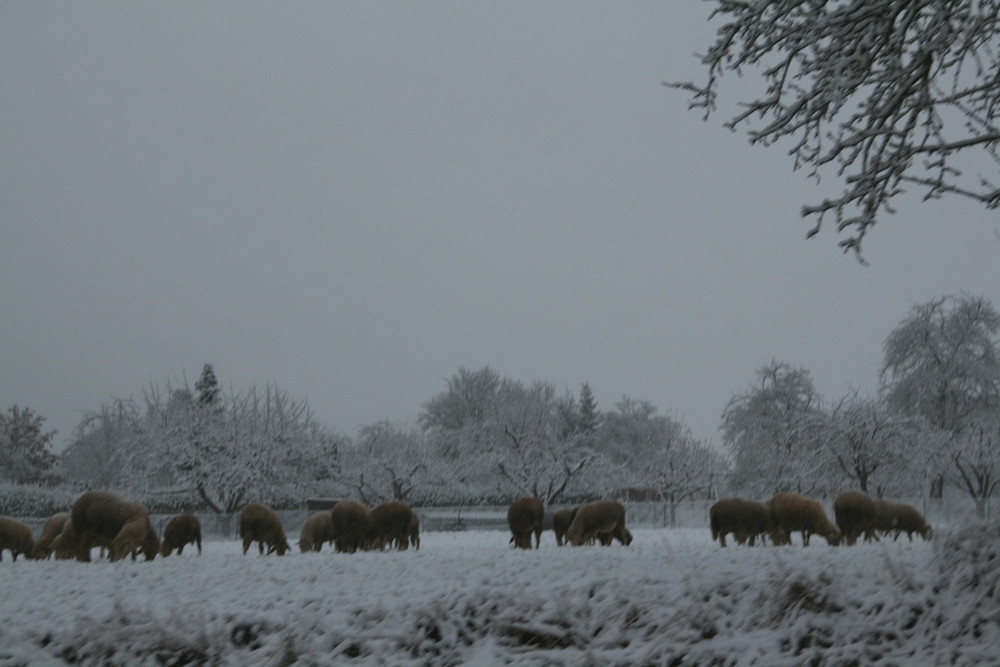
3 293 1000 520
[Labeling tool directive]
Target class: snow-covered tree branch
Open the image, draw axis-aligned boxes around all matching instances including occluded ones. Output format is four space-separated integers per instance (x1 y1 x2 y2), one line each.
669 0 1000 257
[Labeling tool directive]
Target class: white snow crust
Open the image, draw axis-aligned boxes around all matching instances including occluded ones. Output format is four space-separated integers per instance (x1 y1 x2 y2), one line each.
1 526 997 665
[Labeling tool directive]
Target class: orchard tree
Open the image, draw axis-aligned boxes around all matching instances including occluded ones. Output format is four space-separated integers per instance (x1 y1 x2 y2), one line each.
420 366 502 431
61 399 149 490
601 397 725 525
881 294 1000 497
813 391 928 496
0 405 57 483
722 361 826 496
146 382 336 513
670 0 1000 257
341 420 436 505
484 379 602 504
950 410 1000 518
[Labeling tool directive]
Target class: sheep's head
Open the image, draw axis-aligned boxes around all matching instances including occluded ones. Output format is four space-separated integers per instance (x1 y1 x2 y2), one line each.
268 537 290 556
142 530 160 560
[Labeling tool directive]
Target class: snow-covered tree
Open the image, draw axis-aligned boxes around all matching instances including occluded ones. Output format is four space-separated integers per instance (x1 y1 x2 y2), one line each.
484 379 602 504
0 405 57 483
881 294 1000 498
949 410 1000 518
578 382 599 434
340 421 436 505
601 398 726 525
419 366 502 431
194 363 220 406
420 369 604 503
670 0 1000 257
146 382 338 512
812 391 928 496
60 399 148 490
722 361 826 496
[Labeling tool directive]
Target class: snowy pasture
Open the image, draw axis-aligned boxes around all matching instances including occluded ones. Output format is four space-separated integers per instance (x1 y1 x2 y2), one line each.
1 526 998 665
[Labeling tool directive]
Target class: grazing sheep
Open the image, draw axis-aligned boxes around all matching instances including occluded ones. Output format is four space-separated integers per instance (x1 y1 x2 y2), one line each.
566 500 631 547
408 512 420 551
865 500 933 542
868 499 896 541
552 508 578 546
160 514 202 557
71 491 159 562
298 512 335 553
31 512 70 560
833 491 878 546
239 503 290 556
330 499 371 553
768 492 840 546
0 516 34 561
507 497 544 549
367 501 415 551
892 502 933 541
51 519 80 560
709 497 773 547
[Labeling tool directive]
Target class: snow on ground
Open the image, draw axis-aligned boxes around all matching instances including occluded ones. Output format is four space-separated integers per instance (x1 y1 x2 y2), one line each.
0 527 996 665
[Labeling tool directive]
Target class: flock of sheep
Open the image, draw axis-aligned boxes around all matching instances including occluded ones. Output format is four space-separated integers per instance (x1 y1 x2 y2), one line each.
709 491 933 548
0 489 930 562
0 492 426 562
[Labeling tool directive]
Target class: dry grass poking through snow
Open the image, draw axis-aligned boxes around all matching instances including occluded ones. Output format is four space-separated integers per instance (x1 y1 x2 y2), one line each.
0 526 996 665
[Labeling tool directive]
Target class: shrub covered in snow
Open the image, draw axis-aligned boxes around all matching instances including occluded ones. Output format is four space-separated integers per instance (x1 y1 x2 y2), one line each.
0 527 997 664
0 482 78 519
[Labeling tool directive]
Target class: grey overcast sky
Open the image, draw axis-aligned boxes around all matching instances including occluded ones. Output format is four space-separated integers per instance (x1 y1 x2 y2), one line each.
2 2 998 451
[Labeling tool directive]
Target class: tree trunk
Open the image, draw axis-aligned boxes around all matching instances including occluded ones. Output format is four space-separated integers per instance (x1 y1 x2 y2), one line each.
975 496 988 520
930 474 945 499
197 484 223 514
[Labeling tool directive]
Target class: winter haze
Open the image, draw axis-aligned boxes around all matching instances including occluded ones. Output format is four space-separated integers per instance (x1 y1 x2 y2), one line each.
2 2 998 449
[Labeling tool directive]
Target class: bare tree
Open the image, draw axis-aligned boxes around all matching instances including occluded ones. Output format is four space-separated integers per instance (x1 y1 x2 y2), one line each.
147 382 334 513
60 399 146 490
340 420 435 505
0 405 57 484
722 361 826 496
813 391 927 496
486 379 602 504
949 410 1000 518
420 366 502 431
881 294 1000 498
669 1 1000 257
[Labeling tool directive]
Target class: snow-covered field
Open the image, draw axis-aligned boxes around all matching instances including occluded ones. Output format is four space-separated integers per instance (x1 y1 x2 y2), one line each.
1 527 997 665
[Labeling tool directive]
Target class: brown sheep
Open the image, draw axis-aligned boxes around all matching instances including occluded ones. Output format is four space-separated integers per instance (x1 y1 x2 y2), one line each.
50 519 109 560
833 491 878 546
51 518 80 560
71 491 159 562
0 516 34 561
366 501 414 551
868 499 896 541
768 492 840 546
507 497 544 549
872 500 932 541
160 514 202 557
239 503 289 555
330 499 371 553
298 511 335 553
552 508 578 546
31 512 70 560
709 497 773 547
566 500 631 547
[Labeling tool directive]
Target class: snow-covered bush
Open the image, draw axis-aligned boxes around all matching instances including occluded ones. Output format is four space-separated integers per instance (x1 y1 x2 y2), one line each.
4 526 1000 664
0 481 78 518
